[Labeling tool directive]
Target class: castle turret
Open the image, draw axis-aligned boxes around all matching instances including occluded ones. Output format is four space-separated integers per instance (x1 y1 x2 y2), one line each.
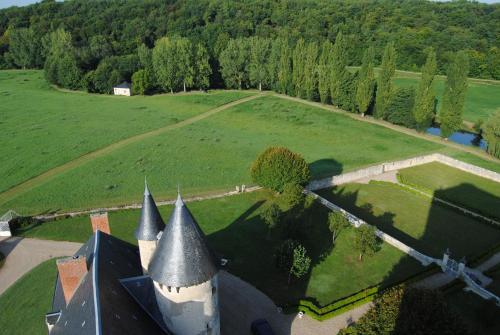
149 193 220 335
135 182 165 274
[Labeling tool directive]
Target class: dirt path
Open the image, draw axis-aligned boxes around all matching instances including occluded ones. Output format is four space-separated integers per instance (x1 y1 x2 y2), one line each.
0 93 264 206
273 94 499 163
0 237 82 295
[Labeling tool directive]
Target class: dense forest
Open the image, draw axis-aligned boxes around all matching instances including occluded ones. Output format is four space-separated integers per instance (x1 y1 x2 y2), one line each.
0 0 499 85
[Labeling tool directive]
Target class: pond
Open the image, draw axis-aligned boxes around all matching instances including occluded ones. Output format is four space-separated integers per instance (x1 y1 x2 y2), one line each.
426 127 487 150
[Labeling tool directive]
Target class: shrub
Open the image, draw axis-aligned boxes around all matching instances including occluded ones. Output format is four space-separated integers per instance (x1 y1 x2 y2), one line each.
250 146 310 192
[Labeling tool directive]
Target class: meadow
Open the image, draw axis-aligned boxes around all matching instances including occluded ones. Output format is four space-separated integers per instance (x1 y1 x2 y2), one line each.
15 190 424 307
0 70 253 193
398 162 500 219
317 182 500 259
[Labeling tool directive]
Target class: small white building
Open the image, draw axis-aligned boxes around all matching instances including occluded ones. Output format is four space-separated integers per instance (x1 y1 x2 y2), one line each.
113 82 132 96
0 210 19 237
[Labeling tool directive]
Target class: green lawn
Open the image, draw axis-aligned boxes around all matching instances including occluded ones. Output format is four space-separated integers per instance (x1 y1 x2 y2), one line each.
398 162 500 219
1 95 446 214
317 182 500 259
17 190 424 306
0 259 58 335
0 70 252 193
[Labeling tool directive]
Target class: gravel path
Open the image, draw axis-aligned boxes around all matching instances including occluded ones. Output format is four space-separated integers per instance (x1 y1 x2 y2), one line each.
0 237 81 295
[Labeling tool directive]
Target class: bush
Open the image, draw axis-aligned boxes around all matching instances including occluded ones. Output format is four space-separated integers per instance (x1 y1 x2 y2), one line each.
250 146 310 192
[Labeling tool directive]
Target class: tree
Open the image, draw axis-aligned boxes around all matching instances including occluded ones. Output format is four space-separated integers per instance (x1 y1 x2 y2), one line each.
355 46 375 115
250 147 310 192
176 37 194 92
483 111 500 158
275 239 311 284
8 28 42 69
318 41 333 104
330 32 348 106
277 38 292 95
328 212 350 244
249 37 271 91
292 39 306 98
44 29 80 89
152 37 177 93
132 70 148 95
260 202 282 239
281 183 305 209
440 51 469 138
337 70 359 112
267 38 281 91
413 48 437 130
138 43 155 92
375 42 397 119
219 38 249 89
353 225 379 261
303 42 318 101
386 87 417 128
339 286 470 335
194 43 211 91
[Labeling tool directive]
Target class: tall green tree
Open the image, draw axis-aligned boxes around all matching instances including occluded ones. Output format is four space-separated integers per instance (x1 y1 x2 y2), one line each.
440 51 469 138
483 111 500 158
137 44 155 93
328 212 350 244
152 37 177 93
317 41 333 104
267 38 281 91
330 32 348 105
219 38 249 89
44 29 80 89
277 38 292 95
375 42 397 119
292 39 306 98
249 37 271 91
8 28 42 69
194 43 211 91
175 37 194 92
303 42 318 100
354 225 379 261
355 46 375 115
260 202 282 239
413 48 437 130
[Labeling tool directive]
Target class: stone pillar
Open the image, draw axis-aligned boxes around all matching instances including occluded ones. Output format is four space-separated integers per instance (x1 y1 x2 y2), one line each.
90 212 111 234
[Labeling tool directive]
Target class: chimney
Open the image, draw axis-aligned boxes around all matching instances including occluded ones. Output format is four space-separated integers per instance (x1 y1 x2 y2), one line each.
90 212 110 234
57 256 88 305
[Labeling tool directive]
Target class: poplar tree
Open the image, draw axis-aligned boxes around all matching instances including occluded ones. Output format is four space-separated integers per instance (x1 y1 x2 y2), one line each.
292 39 306 98
303 42 318 101
152 37 177 93
375 42 396 119
413 48 437 130
440 51 469 138
194 43 211 91
249 37 271 91
277 38 292 95
330 32 348 105
219 38 249 89
356 46 375 115
268 38 281 91
175 37 194 92
137 44 155 92
318 41 333 104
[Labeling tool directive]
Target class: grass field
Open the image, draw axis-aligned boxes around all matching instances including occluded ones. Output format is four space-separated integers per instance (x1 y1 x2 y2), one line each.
0 70 253 193
398 162 500 219
0 259 57 335
317 182 500 259
16 190 424 306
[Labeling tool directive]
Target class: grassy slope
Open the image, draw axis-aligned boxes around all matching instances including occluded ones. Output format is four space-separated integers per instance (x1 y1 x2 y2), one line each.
0 70 252 192
398 162 500 219
2 96 445 214
0 259 57 335
17 190 422 306
317 182 500 259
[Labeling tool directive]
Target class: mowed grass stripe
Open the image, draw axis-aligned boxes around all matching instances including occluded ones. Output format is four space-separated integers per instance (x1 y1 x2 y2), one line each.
0 93 262 205
273 93 500 163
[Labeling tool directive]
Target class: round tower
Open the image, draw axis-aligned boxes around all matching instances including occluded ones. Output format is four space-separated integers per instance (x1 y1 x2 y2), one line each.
134 181 165 274
148 193 220 335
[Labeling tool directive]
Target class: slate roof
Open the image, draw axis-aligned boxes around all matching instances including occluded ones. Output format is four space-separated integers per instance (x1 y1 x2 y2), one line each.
47 231 169 335
148 193 218 288
114 82 131 89
134 183 165 241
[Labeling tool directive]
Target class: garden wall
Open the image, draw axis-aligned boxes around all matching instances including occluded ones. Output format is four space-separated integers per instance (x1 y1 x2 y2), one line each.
307 153 500 190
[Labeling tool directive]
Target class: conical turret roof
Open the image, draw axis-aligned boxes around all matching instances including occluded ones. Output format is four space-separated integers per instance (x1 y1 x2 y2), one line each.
148 193 218 287
134 182 165 241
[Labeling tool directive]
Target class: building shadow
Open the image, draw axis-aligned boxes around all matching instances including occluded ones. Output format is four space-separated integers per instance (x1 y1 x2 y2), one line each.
309 158 343 179
0 236 24 258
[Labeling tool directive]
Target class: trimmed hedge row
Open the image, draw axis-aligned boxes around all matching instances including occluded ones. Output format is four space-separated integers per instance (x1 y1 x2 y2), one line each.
296 265 440 321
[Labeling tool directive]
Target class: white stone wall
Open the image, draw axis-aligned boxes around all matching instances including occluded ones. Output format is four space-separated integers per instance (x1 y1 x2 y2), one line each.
307 153 500 191
154 275 220 335
138 240 157 274
113 87 131 96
